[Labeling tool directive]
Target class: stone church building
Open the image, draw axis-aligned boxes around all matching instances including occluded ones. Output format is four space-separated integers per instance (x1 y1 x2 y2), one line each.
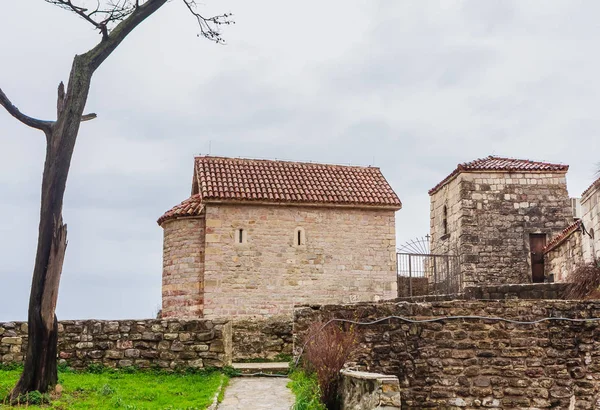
429 156 573 288
158 156 401 319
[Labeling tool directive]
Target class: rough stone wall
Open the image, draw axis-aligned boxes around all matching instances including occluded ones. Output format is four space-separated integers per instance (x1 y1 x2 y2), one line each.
432 172 571 288
232 317 293 360
545 230 584 282
582 185 600 262
397 277 428 298
339 369 401 409
162 216 205 318
295 300 600 409
1 319 232 369
202 204 397 318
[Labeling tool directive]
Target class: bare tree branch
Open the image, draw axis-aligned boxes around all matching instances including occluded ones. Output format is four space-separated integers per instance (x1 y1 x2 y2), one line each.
182 0 233 44
0 88 53 132
84 0 169 70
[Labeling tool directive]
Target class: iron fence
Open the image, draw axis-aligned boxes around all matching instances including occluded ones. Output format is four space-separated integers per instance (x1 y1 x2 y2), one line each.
397 253 461 297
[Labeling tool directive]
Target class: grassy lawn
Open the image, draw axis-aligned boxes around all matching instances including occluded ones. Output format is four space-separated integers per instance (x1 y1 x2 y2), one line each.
0 366 227 409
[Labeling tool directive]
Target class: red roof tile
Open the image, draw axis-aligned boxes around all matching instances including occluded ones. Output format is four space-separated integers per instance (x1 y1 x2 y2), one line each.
429 155 569 195
192 156 402 208
157 195 204 226
543 220 583 254
582 176 600 199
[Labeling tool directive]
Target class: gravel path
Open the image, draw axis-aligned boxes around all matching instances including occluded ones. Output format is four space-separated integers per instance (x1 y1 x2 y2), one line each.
217 377 294 410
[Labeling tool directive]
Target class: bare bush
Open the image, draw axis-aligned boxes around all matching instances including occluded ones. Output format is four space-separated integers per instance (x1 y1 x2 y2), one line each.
565 259 600 299
301 321 357 410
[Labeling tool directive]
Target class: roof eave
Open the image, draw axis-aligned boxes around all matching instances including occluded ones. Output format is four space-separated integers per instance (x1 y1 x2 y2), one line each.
202 198 401 211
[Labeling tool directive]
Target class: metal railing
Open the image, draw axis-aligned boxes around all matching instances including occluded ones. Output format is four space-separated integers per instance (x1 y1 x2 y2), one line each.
397 253 461 297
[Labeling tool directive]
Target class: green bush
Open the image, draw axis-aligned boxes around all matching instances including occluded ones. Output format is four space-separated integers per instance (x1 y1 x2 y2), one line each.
288 369 327 410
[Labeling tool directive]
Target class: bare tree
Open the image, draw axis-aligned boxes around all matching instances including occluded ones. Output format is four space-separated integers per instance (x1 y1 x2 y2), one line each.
0 0 231 401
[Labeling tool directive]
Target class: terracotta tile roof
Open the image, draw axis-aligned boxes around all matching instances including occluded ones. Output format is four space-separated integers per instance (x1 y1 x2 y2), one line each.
157 195 204 226
543 220 583 254
192 156 402 208
429 155 569 195
582 176 600 199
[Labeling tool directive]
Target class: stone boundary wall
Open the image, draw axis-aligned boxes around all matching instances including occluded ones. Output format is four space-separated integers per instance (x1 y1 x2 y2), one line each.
464 283 570 300
394 283 570 303
1 319 232 370
295 300 600 409
232 316 293 360
339 369 401 409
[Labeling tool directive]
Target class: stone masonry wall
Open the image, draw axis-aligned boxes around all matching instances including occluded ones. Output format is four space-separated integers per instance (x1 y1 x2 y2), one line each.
545 230 584 283
232 317 293 361
582 184 600 262
1 319 232 370
202 204 397 318
162 216 205 318
432 172 571 288
295 300 600 409
430 174 462 257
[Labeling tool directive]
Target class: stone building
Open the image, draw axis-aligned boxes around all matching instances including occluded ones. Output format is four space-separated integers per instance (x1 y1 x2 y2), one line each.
158 156 401 319
543 220 584 282
581 177 600 262
429 156 572 288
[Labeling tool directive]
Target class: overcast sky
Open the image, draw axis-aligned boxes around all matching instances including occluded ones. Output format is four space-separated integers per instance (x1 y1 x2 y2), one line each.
1 1 598 321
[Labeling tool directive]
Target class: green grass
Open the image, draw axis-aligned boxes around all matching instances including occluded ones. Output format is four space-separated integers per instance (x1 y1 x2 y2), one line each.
287 369 326 410
0 366 227 409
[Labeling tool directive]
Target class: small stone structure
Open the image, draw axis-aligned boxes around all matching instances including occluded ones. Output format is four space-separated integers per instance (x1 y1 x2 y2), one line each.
158 156 401 319
1 319 232 370
582 176 600 262
339 369 401 409
429 156 572 287
295 299 600 409
544 220 584 282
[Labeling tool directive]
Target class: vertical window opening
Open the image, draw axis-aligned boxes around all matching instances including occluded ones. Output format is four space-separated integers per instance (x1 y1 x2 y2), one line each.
443 205 448 236
239 229 244 243
295 227 305 247
297 230 302 246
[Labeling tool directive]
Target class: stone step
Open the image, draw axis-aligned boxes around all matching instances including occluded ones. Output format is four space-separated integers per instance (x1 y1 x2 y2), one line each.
232 362 290 376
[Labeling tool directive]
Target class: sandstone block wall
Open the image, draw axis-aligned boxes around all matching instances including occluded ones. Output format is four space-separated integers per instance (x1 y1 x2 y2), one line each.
162 216 205 318
431 172 571 287
582 185 600 262
295 300 600 409
1 319 232 370
202 204 397 318
232 316 293 360
545 230 584 282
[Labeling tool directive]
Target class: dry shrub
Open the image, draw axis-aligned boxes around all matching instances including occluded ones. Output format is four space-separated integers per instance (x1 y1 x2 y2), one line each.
301 321 357 409
565 259 600 299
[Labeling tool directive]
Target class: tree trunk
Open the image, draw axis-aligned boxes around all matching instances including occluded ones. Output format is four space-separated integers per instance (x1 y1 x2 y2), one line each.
10 56 93 401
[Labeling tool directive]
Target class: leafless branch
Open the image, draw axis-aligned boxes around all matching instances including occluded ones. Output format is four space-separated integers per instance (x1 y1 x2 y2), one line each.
182 0 233 43
46 0 233 44
0 88 53 132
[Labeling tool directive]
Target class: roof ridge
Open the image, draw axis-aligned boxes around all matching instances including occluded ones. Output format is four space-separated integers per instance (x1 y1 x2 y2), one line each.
194 155 380 170
429 155 569 195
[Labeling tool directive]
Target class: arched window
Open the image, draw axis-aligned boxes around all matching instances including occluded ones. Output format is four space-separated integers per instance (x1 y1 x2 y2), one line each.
295 227 306 246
